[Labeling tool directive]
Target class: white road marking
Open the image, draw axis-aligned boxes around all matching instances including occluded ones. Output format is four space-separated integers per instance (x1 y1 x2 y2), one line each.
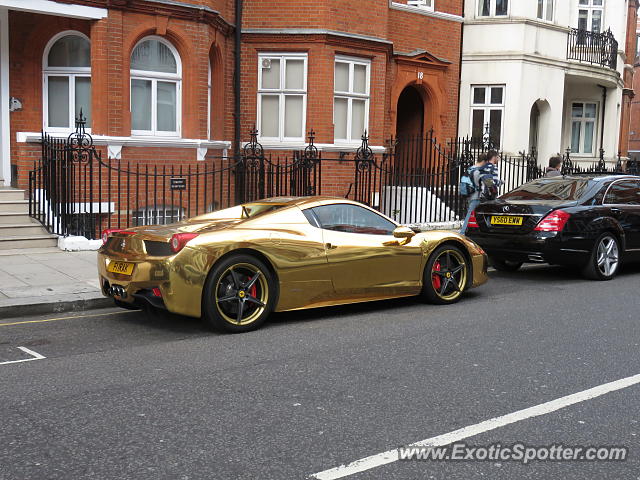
0 346 46 366
311 372 640 479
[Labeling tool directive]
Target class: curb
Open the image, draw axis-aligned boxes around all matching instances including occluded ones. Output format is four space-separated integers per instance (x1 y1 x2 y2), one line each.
0 293 113 319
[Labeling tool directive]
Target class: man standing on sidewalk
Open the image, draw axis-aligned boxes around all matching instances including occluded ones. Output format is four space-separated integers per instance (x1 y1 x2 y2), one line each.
459 154 488 234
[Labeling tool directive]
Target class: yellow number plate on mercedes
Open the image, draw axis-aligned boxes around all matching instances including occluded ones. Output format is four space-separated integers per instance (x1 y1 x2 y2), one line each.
491 215 523 226
107 261 135 276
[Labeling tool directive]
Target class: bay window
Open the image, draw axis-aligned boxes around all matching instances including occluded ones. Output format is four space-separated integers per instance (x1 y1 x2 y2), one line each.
43 32 91 131
334 56 370 143
478 0 508 17
537 0 554 22
578 0 604 33
570 102 597 155
130 37 181 136
257 53 307 142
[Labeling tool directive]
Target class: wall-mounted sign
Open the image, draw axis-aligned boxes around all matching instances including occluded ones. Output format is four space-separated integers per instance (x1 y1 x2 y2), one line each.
170 177 187 191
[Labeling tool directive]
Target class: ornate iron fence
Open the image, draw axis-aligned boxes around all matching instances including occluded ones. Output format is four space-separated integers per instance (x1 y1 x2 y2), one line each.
567 28 618 70
29 116 320 240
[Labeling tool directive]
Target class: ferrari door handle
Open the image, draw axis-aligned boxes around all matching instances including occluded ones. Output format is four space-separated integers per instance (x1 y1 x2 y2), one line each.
325 243 337 250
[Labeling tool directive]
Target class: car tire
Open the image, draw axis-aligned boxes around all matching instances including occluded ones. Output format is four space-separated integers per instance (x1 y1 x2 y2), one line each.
421 245 469 305
582 233 621 281
203 254 277 333
489 257 523 272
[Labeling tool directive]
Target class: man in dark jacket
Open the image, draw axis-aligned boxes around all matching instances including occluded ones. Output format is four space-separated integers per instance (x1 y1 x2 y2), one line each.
545 156 562 177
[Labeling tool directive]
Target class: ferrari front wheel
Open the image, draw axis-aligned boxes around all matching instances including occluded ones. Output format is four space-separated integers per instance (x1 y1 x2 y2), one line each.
421 245 468 305
203 254 276 333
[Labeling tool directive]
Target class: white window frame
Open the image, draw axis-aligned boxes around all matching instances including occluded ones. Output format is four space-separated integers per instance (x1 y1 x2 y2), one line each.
406 0 434 11
470 85 505 149
477 0 508 17
577 0 604 33
536 0 554 22
42 30 92 133
333 55 371 145
257 52 308 143
130 35 182 138
570 101 598 156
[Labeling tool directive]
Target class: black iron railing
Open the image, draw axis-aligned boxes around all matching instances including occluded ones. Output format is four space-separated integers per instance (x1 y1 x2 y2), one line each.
567 28 618 70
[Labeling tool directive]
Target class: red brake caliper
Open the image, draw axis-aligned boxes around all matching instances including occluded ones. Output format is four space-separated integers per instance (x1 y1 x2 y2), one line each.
248 277 257 298
432 261 442 290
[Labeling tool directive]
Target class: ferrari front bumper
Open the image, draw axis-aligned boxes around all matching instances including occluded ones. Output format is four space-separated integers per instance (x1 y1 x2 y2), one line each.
471 252 489 288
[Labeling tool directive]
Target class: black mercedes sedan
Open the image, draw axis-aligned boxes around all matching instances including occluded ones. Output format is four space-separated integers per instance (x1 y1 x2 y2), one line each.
464 174 640 280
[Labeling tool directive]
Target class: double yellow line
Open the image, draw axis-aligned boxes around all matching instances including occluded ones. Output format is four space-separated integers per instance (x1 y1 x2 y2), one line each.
0 310 137 327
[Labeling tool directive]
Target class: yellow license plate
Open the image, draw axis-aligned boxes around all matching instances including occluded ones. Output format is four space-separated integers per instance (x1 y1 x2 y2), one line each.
107 261 135 276
491 215 523 226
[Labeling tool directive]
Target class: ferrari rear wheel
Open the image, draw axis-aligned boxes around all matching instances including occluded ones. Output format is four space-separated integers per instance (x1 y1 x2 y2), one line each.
203 254 276 333
421 245 468 305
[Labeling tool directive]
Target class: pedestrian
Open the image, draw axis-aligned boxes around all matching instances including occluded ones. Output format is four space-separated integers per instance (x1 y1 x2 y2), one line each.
545 156 562 177
459 154 488 234
484 150 503 189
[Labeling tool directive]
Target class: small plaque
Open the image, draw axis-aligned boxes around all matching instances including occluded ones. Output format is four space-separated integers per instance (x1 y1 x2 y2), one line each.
170 177 187 191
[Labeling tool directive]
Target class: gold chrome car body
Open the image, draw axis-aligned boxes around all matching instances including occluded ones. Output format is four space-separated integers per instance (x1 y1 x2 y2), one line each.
97 197 488 318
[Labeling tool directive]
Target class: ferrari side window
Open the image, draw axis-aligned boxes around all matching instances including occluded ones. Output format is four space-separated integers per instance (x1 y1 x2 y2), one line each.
311 204 396 235
302 208 321 228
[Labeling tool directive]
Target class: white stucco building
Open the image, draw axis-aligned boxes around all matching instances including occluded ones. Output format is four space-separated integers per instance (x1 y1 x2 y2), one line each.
459 0 635 167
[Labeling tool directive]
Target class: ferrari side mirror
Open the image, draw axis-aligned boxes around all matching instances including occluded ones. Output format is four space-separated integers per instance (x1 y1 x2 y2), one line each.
392 226 415 245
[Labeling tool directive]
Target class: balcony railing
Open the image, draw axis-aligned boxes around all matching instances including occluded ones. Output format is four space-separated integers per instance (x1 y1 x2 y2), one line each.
567 28 618 70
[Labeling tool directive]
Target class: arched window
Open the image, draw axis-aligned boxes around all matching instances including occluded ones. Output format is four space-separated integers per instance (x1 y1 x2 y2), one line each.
43 32 91 130
130 37 181 136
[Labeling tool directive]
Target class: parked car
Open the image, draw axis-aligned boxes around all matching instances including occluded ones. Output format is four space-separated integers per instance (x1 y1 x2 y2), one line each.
465 174 640 280
98 197 488 332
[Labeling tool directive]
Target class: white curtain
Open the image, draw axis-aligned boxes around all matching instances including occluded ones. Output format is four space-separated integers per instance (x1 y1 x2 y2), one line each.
48 76 69 128
131 79 152 131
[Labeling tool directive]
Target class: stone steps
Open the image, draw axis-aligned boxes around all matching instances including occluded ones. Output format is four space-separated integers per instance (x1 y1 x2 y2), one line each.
0 187 58 251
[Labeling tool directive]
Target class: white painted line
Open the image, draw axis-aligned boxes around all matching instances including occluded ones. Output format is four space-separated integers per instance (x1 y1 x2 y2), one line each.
0 346 46 365
311 372 640 479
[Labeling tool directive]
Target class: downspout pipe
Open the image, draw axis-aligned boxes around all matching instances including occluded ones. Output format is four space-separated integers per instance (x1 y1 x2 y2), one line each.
455 0 465 143
598 84 607 162
234 0 243 157
234 0 243 203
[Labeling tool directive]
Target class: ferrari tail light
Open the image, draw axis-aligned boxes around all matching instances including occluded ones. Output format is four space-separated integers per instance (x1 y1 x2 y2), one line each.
534 209 571 232
170 233 199 253
468 210 479 228
101 229 135 246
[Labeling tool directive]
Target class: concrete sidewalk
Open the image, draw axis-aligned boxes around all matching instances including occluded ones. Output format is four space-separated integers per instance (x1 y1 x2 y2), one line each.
0 247 111 317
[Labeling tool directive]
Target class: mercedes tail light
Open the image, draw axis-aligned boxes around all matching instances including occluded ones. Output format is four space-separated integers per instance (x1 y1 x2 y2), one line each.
101 229 135 246
468 210 479 228
534 210 571 232
170 233 199 253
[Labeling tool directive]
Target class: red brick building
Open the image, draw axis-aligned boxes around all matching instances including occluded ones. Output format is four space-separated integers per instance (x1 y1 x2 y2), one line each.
3 0 463 199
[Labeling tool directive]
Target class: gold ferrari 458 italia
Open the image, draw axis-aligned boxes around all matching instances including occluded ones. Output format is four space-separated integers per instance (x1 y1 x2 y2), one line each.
98 197 488 332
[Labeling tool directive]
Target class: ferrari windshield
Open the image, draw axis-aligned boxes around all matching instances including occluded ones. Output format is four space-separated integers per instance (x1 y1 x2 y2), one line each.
501 178 591 201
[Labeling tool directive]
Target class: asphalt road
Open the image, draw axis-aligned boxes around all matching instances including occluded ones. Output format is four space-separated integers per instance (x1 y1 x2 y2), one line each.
1 263 640 480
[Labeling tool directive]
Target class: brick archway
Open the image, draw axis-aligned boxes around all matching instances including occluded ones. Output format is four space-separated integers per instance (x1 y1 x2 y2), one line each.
390 51 450 141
